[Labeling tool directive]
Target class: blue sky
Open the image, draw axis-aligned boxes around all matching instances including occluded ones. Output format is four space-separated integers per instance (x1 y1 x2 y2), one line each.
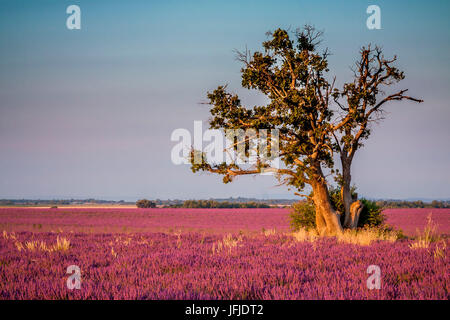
0 0 449 200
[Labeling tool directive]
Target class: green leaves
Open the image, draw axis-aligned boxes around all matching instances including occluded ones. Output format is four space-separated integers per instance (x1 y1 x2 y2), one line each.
193 26 340 193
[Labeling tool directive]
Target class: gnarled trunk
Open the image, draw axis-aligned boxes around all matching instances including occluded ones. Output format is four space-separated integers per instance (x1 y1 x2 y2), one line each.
341 153 363 229
311 164 343 235
347 200 363 229
341 156 353 228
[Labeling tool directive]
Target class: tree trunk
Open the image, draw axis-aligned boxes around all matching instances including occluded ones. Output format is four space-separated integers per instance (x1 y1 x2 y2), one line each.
348 200 363 229
341 153 363 229
311 164 343 235
341 155 353 228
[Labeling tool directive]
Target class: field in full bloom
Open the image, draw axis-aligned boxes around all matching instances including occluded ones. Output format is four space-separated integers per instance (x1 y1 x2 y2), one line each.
384 208 450 236
0 208 448 299
1 207 448 236
0 208 290 234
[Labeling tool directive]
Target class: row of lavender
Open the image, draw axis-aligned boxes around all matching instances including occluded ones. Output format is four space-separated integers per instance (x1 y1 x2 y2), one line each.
0 208 449 236
0 231 448 299
0 208 291 234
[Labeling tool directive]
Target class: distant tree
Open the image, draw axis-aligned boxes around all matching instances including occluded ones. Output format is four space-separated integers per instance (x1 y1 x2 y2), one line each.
136 199 156 208
430 200 446 208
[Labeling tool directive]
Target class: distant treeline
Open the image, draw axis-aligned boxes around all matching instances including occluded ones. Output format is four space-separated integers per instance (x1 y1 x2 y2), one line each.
1 198 449 209
0 199 131 206
376 200 450 208
167 200 270 208
154 197 293 206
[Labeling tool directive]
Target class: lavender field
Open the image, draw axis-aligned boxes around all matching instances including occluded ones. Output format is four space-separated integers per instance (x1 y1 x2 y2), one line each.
384 208 450 236
0 208 291 235
1 207 448 236
0 208 448 299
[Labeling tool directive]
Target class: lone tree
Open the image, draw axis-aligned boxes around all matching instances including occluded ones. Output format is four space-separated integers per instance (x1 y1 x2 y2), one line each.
190 26 421 235
136 199 156 208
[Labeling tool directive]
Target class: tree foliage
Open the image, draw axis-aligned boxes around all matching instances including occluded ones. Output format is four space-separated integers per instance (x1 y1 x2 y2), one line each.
136 199 156 208
191 26 336 192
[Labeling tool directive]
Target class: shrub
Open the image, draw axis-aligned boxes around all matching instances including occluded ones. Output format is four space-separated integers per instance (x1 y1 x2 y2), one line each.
136 199 156 208
290 189 386 230
290 201 316 231
358 198 386 228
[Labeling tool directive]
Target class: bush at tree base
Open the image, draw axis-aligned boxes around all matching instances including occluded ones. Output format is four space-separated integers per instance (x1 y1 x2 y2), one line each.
290 188 387 231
